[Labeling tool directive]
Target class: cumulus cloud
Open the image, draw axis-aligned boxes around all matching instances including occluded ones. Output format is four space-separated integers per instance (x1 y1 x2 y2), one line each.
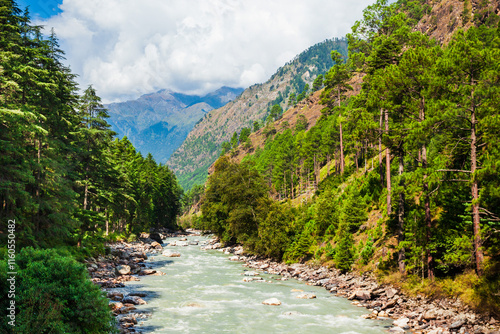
39 0 374 102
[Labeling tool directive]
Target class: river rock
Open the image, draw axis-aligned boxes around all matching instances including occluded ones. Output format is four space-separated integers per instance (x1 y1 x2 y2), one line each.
263 298 281 306
162 250 181 257
129 251 147 259
150 232 163 244
229 256 239 261
243 277 263 282
244 271 259 276
393 317 410 328
386 288 398 298
109 301 124 311
449 318 466 329
150 241 162 250
189 241 199 245
378 311 389 318
139 269 156 275
115 265 131 276
179 237 187 241
388 327 405 333
424 308 439 320
129 292 147 297
107 291 124 301
296 293 316 299
348 289 372 301
122 296 147 305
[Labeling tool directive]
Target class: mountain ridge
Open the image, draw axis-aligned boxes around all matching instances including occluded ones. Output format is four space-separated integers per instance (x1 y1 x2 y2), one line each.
106 86 243 164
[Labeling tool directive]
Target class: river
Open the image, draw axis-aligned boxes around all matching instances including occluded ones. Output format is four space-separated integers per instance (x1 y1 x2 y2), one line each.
119 235 393 333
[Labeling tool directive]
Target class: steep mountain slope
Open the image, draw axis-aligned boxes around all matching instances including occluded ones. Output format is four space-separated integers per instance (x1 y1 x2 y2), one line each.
168 38 348 189
106 87 243 164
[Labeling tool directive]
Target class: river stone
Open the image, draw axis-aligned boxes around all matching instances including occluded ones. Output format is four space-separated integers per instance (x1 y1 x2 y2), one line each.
378 311 389 318
393 317 409 327
263 298 281 306
424 308 439 320
130 251 147 259
139 269 156 275
229 256 239 261
107 291 124 301
150 232 163 244
179 237 187 241
115 265 131 276
349 289 372 301
243 277 263 282
449 318 466 329
189 241 199 245
296 293 316 299
244 271 259 276
129 292 147 297
388 327 405 333
150 241 162 249
122 296 147 305
386 288 398 298
109 301 124 311
162 250 181 257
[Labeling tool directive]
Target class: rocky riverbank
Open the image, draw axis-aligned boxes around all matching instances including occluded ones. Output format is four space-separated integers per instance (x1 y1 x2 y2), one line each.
200 238 500 334
84 229 201 333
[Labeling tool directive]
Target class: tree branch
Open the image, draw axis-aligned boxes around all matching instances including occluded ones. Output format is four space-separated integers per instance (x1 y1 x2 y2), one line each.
436 169 472 173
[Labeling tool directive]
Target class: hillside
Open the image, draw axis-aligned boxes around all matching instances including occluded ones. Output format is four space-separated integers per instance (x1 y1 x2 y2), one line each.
106 86 243 164
167 38 348 189
182 0 500 323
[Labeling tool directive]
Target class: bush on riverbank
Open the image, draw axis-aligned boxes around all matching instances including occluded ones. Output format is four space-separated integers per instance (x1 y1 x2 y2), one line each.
0 247 117 333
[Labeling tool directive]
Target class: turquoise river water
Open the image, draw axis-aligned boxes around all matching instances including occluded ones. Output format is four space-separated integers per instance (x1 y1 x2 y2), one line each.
118 235 393 333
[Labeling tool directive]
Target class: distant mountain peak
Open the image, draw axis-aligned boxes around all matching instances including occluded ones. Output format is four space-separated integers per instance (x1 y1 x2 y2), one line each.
105 86 243 164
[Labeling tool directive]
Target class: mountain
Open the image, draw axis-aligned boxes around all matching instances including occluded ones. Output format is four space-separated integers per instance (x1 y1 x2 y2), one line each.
167 38 348 189
105 86 243 164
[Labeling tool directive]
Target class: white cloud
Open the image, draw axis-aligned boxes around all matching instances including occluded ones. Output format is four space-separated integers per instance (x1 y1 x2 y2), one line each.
39 0 374 102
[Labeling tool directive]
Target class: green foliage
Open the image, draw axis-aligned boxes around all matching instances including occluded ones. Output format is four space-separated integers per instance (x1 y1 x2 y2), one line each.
201 156 270 245
254 202 292 259
0 248 116 333
332 227 355 271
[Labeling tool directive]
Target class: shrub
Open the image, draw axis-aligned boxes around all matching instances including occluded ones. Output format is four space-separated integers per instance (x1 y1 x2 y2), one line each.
0 247 116 333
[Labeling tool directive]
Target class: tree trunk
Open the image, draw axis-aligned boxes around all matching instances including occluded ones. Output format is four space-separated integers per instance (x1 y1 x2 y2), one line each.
338 87 345 174
420 97 434 280
398 147 405 275
470 94 483 276
379 109 384 184
385 109 391 215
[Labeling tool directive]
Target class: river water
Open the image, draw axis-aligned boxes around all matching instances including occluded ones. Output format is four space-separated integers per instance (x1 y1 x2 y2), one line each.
122 235 393 333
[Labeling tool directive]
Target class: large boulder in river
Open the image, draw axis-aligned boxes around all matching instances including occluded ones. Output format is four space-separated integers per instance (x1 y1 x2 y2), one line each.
262 298 281 306
115 265 131 276
150 232 163 244
162 250 181 257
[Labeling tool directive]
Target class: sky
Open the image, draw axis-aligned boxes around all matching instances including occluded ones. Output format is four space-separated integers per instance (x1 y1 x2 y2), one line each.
18 0 375 103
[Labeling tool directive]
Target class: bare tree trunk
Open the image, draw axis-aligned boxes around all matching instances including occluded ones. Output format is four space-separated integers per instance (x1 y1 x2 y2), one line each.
420 97 434 280
338 87 345 174
385 109 392 215
471 94 483 276
379 109 384 184
398 147 405 275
